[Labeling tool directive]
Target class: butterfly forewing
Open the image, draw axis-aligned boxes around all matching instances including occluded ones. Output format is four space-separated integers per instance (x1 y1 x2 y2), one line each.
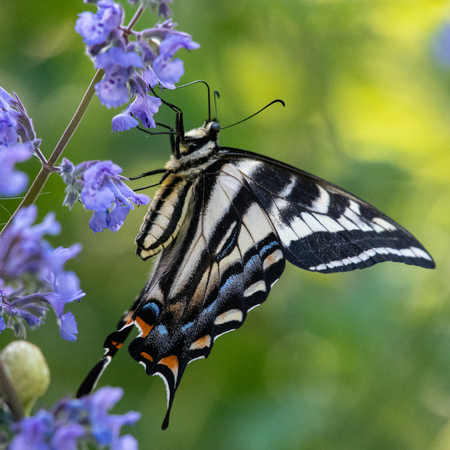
221 149 434 273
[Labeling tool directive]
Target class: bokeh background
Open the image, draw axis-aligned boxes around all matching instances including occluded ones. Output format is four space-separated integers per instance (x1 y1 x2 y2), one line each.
1 1 450 449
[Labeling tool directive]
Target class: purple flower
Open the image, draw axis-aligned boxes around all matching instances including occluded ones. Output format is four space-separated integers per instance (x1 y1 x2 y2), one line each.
0 87 40 148
75 0 123 46
152 58 183 89
0 206 61 280
42 271 84 341
9 387 138 449
95 67 134 109
89 204 131 233
82 161 123 210
151 35 200 89
58 159 150 233
75 1 199 127
135 40 157 65
0 106 19 147
58 311 78 342
111 112 139 131
50 424 86 450
112 94 161 131
96 47 143 70
0 276 82 341
86 387 140 447
10 410 53 450
0 87 38 197
159 34 201 59
0 144 32 196
141 67 160 88
0 282 49 337
94 46 144 109
0 206 83 340
128 94 161 128
46 271 84 315
59 158 98 210
81 161 150 233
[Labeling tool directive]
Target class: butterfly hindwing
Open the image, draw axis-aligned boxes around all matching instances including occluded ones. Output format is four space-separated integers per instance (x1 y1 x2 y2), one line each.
128 159 286 428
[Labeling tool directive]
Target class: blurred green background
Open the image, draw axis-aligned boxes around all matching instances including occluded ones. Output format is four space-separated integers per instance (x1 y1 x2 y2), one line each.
1 1 450 449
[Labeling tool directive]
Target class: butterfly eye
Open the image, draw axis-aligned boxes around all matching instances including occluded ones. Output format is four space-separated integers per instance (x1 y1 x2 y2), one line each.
210 121 220 132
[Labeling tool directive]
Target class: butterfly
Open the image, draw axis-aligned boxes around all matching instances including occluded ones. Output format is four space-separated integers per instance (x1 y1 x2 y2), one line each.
77 97 435 430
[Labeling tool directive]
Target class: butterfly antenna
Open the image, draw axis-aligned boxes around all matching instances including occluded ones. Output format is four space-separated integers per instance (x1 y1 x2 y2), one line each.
214 90 220 121
221 99 285 130
176 80 212 121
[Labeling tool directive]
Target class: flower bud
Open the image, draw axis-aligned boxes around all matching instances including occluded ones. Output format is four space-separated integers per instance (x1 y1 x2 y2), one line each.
0 341 50 415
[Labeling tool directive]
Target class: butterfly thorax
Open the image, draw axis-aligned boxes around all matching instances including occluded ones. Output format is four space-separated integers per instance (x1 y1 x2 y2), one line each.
135 120 221 260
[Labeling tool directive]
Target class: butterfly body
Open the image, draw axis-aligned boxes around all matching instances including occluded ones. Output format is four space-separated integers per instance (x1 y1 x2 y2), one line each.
135 121 220 259
78 115 435 430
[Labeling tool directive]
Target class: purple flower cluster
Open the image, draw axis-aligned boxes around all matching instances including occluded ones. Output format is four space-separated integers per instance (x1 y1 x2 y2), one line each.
59 158 150 233
0 206 84 341
0 87 41 197
10 386 140 450
75 0 199 130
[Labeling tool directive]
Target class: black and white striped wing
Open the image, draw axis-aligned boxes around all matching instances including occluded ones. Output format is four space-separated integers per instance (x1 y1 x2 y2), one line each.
129 159 286 428
222 148 435 273
128 154 434 428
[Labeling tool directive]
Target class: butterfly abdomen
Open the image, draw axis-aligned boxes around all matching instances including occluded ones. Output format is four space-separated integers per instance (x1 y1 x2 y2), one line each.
135 174 196 260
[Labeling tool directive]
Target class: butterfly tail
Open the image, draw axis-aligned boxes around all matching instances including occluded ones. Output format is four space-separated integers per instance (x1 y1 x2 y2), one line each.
76 299 139 398
155 355 190 430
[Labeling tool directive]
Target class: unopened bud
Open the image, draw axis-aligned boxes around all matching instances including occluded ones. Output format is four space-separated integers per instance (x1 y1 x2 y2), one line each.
0 341 50 415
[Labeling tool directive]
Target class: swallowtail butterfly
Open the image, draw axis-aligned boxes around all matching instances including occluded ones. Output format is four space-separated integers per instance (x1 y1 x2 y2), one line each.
78 99 435 429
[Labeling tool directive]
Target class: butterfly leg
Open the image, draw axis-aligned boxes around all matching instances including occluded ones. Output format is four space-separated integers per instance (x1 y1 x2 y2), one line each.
76 299 140 398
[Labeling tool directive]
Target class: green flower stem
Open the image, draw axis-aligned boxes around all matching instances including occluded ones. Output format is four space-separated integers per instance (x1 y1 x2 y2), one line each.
0 358 24 421
125 4 145 34
0 68 105 236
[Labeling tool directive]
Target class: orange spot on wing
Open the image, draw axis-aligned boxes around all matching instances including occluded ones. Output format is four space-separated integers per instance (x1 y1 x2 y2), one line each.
140 352 154 362
190 335 211 350
264 249 283 268
135 316 153 338
159 355 179 381
111 341 123 350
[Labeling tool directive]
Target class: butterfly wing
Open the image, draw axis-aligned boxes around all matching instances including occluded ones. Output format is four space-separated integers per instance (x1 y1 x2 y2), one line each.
129 159 286 428
221 147 435 273
128 152 434 428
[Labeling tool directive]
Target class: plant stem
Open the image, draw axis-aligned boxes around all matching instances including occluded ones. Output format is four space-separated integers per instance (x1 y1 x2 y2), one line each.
0 69 105 236
125 4 145 32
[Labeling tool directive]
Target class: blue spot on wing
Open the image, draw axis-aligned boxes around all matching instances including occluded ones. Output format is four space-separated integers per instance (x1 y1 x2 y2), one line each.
155 325 168 335
182 321 195 332
142 302 160 316
261 240 278 255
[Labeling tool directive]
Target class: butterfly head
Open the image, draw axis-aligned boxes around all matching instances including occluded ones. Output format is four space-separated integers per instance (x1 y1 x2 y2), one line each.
178 120 220 157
